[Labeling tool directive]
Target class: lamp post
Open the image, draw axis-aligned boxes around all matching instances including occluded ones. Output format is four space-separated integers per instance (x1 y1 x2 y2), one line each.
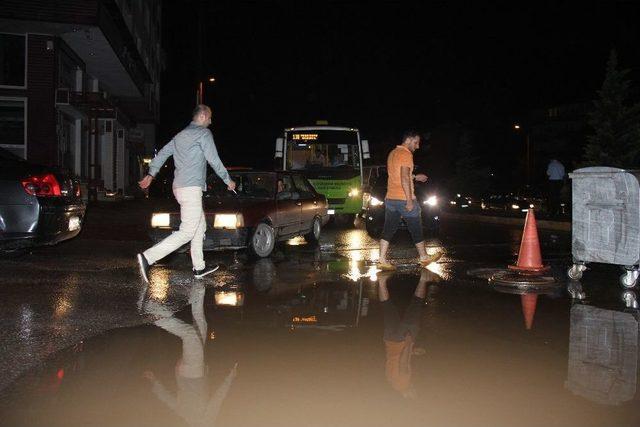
514 124 531 186
196 77 216 105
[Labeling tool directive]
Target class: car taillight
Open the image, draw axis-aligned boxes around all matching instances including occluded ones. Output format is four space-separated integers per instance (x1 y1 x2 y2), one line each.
21 173 62 197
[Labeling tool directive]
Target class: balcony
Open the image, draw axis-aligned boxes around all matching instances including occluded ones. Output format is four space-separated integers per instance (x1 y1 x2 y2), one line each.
55 89 133 127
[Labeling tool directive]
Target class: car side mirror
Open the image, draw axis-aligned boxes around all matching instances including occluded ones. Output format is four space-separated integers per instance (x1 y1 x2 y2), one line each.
276 191 292 200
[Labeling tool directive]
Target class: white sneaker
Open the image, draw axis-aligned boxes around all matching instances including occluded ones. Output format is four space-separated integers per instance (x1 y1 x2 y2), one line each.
193 265 219 279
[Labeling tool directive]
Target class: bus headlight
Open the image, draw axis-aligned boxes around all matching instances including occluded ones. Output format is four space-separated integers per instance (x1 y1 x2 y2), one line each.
424 195 438 207
151 213 170 228
370 197 384 207
348 188 360 197
214 213 244 229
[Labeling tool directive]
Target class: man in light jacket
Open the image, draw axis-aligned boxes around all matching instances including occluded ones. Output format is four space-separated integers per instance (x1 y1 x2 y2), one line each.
137 104 235 283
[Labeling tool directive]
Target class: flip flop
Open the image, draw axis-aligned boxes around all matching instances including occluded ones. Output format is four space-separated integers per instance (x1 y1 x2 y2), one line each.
419 251 443 267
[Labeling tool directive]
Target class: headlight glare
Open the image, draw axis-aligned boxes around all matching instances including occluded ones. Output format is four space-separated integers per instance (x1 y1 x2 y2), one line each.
370 197 384 206
424 195 438 206
151 213 170 228
214 213 243 229
348 188 360 197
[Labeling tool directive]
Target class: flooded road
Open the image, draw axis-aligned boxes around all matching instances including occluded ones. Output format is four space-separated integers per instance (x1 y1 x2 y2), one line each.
0 223 638 426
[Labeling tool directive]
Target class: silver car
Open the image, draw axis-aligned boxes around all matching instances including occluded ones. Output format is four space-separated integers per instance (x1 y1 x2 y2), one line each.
0 148 86 251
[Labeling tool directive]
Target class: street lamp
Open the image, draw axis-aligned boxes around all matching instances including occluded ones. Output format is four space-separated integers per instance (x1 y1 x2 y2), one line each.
196 76 216 105
514 124 531 186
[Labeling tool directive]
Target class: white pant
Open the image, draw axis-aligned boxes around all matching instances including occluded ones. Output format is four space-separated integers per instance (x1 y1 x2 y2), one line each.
144 186 206 270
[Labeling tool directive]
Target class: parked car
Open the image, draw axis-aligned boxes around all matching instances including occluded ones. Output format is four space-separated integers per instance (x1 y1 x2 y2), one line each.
148 170 329 257
0 147 85 251
360 167 440 239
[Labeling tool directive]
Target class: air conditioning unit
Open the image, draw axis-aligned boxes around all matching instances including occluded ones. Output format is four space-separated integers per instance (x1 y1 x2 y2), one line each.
55 88 70 105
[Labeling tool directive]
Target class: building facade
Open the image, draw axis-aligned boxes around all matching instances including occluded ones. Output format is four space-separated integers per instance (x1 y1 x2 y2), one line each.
0 0 163 195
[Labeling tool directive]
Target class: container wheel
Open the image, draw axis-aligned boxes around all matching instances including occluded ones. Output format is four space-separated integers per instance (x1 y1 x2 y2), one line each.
620 270 639 289
567 264 584 280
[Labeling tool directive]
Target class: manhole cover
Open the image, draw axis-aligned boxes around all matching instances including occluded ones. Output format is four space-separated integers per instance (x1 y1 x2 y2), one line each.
467 268 508 280
489 270 559 292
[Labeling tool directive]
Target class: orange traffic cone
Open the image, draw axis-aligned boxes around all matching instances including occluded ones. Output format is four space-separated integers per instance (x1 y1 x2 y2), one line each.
521 293 538 330
508 209 549 273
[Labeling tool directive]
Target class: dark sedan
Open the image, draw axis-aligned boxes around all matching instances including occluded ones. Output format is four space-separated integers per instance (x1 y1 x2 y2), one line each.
149 170 329 257
360 169 440 239
0 147 85 252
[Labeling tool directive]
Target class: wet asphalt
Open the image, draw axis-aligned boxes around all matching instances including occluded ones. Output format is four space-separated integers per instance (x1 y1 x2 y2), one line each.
0 202 638 426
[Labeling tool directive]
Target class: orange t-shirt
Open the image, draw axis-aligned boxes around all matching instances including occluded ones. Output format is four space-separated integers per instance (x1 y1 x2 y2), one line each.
386 145 414 200
384 336 414 393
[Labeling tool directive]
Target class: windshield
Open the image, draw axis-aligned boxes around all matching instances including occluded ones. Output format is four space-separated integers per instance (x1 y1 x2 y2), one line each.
207 172 276 198
286 129 360 171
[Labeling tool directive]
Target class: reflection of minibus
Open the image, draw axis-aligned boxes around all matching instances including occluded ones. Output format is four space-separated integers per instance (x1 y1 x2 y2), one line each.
274 126 370 224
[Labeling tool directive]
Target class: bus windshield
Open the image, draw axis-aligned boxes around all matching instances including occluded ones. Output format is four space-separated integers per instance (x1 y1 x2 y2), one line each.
286 129 360 171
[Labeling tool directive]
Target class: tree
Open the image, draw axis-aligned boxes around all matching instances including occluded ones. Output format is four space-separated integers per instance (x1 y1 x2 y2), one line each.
583 50 640 168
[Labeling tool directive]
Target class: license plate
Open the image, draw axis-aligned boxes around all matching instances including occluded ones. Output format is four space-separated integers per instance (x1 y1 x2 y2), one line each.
328 209 335 215
68 216 81 231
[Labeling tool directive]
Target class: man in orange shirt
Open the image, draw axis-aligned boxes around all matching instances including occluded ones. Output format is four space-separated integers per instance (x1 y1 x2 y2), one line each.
378 130 441 270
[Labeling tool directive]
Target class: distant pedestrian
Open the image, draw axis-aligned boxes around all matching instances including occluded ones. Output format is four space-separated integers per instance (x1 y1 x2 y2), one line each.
137 104 236 283
546 158 565 217
377 130 441 270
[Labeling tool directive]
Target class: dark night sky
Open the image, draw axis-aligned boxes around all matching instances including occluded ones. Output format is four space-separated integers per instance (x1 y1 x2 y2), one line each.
159 1 640 176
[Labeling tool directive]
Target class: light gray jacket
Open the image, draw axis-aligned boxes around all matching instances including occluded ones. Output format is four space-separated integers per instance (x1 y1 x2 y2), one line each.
149 122 231 190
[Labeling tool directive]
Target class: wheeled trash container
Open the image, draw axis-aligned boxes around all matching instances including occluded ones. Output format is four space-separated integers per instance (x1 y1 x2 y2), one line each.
567 167 640 288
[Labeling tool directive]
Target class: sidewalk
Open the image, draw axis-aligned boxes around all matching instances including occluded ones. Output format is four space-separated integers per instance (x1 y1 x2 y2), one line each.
441 211 571 232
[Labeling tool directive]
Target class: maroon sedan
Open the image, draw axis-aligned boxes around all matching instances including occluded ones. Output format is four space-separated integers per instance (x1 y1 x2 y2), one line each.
149 170 329 257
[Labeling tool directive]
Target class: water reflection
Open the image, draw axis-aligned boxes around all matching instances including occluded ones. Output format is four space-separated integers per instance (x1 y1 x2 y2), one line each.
142 283 238 426
566 302 639 405
378 269 433 399
214 290 244 307
148 268 171 301
521 293 538 330
567 280 587 301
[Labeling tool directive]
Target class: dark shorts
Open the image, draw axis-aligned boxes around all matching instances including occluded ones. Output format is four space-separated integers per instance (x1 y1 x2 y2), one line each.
383 296 425 342
381 199 424 244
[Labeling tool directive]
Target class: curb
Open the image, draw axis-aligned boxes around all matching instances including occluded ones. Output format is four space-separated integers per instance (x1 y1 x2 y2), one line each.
441 211 571 232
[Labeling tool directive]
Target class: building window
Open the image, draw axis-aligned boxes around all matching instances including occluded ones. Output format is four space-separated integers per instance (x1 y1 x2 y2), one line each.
0 33 26 87
0 98 26 158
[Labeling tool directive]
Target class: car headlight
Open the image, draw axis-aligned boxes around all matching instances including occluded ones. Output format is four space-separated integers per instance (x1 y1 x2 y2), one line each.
214 213 244 229
348 188 360 197
511 204 520 210
151 213 170 228
370 197 384 206
424 195 438 207
362 192 371 209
